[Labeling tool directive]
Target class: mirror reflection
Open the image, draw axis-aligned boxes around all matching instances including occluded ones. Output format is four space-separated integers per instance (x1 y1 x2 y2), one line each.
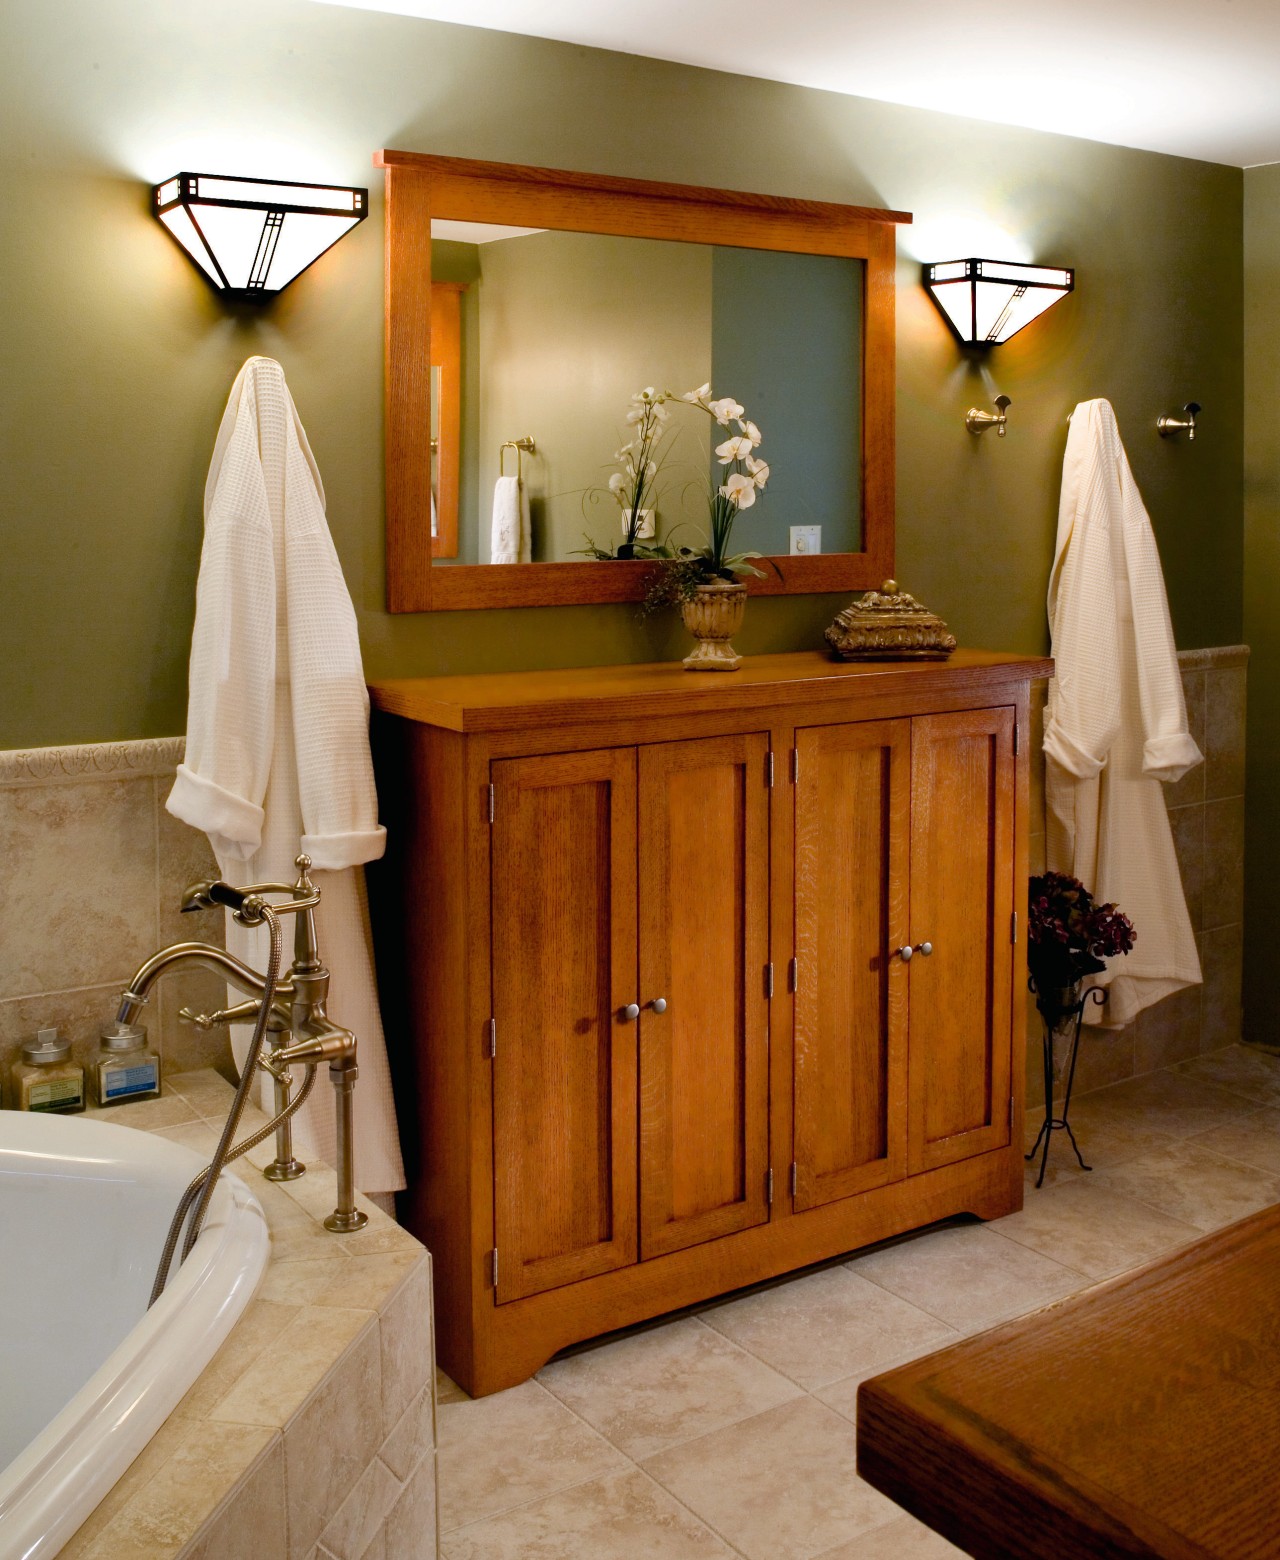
429 221 864 565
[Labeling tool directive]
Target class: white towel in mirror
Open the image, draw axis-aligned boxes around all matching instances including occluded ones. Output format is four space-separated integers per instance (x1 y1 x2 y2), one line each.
491 474 531 563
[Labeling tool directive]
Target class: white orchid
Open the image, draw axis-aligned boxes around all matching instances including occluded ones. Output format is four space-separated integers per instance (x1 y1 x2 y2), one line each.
738 420 762 447
608 472 627 500
721 473 757 509
599 389 677 553
745 455 770 489
681 382 712 407
707 396 745 426
715 434 754 464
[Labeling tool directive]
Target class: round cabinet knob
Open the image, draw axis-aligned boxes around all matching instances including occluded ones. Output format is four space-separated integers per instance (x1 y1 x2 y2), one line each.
649 997 668 1014
896 945 914 963
916 941 934 957
623 1003 640 1022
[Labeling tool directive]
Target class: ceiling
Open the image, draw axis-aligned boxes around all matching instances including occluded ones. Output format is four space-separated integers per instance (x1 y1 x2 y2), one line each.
313 0 1280 168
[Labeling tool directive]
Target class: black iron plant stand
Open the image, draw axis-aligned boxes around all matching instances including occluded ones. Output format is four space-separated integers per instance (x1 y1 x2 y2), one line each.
1025 982 1107 1189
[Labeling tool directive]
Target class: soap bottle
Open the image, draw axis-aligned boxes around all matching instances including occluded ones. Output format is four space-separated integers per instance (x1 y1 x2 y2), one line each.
10 1028 86 1113
94 1022 161 1106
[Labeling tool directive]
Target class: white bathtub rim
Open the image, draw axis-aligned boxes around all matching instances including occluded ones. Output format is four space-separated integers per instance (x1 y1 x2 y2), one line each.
0 1150 268 1560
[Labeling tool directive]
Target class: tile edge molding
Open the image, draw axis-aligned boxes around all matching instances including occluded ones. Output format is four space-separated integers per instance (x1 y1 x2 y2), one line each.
1176 644 1250 670
0 735 185 786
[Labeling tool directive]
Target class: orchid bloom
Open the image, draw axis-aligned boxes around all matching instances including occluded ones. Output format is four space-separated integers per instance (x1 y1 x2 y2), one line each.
738 420 762 447
715 434 754 464
745 455 770 489
707 396 745 426
682 382 712 407
608 472 626 497
722 472 756 509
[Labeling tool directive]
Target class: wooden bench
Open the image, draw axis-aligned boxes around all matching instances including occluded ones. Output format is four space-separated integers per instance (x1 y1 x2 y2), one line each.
857 1206 1280 1558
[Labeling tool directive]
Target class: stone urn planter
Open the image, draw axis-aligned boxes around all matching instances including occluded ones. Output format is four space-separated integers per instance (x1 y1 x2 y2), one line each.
680 578 747 671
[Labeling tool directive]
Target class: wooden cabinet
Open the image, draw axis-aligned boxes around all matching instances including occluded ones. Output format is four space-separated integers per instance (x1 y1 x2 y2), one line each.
370 650 1049 1397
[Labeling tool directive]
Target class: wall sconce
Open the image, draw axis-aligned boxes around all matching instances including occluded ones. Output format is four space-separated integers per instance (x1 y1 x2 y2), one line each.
923 259 1074 346
152 174 367 300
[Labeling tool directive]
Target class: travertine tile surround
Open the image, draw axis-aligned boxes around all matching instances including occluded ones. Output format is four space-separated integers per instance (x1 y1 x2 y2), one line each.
1027 645 1248 1105
434 1043 1280 1558
0 737 231 1096
59 1069 438 1560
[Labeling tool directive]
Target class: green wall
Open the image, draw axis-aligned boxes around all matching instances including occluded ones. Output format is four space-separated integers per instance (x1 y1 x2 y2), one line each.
1243 164 1280 1039
1 0 1243 748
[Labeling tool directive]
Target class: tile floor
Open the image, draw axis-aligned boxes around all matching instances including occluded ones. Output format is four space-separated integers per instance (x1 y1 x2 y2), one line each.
433 1044 1280 1559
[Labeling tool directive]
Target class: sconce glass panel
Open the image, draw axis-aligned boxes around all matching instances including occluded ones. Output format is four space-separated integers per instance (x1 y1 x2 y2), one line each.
153 173 367 300
923 258 1074 345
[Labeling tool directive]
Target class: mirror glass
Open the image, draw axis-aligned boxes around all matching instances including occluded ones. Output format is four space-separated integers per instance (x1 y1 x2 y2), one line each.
429 221 864 567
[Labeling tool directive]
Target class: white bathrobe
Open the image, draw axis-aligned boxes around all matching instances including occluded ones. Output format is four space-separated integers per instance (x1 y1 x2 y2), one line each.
167 356 405 1196
1044 398 1202 1027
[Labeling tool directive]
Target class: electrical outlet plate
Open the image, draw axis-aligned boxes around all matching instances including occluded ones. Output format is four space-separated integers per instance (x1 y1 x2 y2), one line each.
790 525 821 555
621 508 655 541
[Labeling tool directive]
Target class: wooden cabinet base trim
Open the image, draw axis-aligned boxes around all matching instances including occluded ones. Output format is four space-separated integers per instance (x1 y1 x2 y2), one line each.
450 1147 1023 1397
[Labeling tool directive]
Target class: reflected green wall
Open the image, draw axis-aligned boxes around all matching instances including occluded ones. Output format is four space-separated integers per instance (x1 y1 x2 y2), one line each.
1243 165 1280 1040
0 0 1243 748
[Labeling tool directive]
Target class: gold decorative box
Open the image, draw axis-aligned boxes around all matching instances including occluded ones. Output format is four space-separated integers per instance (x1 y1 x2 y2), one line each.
824 579 957 661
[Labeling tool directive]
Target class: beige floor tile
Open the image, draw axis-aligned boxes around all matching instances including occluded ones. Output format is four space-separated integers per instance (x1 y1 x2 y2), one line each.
845 1223 1082 1333
814 1512 963 1558
1187 1108 1280 1174
643 1395 900 1560
441 1468 734 1560
436 1368 469 1405
436 1379 627 1532
1094 1139 1280 1232
538 1316 801 1460
814 1353 947 1425
1066 1069 1253 1139
1172 1045 1280 1107
700 1265 958 1390
994 1178 1199 1277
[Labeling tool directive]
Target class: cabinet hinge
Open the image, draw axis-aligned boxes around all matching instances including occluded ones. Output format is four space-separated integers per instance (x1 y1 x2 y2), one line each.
789 1162 798 1198
487 1018 496 1059
790 747 800 784
766 1168 774 1205
765 750 775 788
765 962 775 999
1013 721 1020 757
487 783 495 824
1011 910 1018 944
490 1248 499 1288
788 956 798 994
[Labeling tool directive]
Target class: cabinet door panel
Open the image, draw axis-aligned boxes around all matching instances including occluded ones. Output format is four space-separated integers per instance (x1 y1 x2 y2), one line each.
907 709 1015 1173
638 733 771 1258
793 720 910 1210
491 749 638 1300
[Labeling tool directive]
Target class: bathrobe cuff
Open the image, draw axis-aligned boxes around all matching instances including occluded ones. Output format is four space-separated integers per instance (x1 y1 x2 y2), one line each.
1042 722 1106 781
166 765 265 860
1142 733 1204 784
300 824 387 872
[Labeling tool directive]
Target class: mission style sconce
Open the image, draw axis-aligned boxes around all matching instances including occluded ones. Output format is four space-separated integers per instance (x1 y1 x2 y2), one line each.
923 258 1074 346
152 174 367 300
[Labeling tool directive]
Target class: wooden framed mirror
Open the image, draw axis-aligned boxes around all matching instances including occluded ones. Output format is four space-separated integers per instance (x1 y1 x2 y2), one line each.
376 150 910 612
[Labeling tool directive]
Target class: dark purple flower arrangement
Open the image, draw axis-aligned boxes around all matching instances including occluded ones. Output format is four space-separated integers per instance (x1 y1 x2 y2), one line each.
1027 871 1136 1024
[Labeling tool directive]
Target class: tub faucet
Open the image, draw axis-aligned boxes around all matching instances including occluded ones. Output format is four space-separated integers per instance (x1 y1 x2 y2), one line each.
116 855 368 1243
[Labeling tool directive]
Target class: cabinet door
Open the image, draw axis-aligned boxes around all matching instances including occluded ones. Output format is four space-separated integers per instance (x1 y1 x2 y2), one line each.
793 720 911 1211
638 733 771 1258
491 749 638 1300
907 709 1015 1174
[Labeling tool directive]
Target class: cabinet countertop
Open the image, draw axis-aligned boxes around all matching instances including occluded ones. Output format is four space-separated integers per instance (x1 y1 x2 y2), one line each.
368 649 1054 733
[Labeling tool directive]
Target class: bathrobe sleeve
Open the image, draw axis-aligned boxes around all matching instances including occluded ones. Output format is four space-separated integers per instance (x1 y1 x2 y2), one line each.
280 395 386 872
1116 459 1203 783
1042 403 1123 780
166 368 277 860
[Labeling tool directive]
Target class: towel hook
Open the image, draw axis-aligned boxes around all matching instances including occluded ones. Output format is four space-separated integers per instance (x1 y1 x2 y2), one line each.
499 435 536 480
1157 403 1201 441
966 395 1011 437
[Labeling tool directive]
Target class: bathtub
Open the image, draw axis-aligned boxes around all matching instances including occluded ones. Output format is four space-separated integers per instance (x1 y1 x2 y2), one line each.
0 1110 268 1560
